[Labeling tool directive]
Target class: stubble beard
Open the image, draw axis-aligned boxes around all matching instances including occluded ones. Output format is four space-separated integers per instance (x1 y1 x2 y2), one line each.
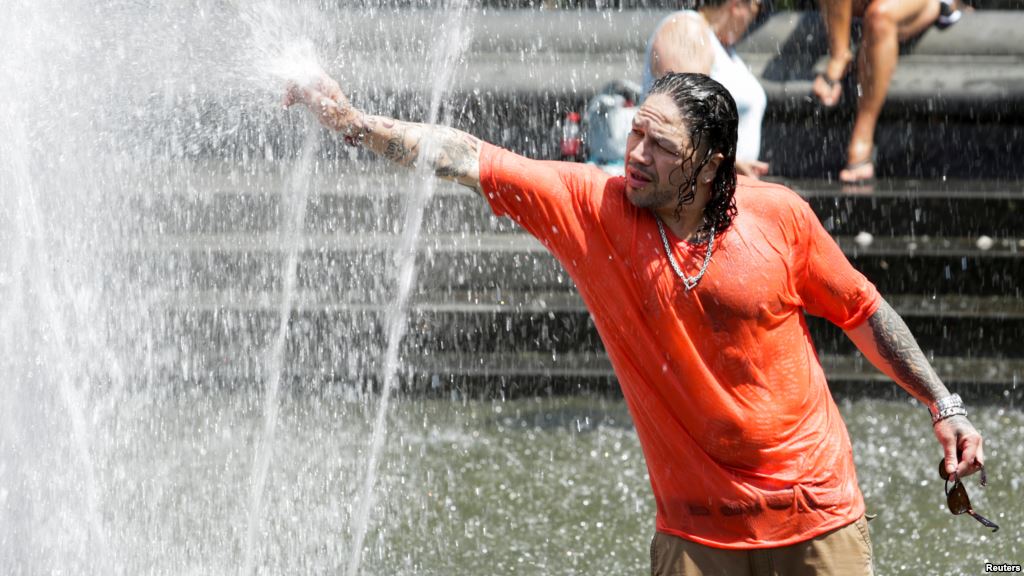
628 173 701 219
626 181 677 212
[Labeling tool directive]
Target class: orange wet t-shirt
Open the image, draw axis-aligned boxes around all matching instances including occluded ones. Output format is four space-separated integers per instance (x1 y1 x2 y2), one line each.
478 143 882 549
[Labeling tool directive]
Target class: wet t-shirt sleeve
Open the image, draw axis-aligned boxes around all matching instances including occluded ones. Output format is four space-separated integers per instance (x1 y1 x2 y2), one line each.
477 142 596 260
795 199 882 330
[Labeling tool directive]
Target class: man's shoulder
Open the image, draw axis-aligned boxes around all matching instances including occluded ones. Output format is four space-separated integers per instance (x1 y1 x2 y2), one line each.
732 177 814 238
735 176 807 210
483 143 611 179
480 142 623 208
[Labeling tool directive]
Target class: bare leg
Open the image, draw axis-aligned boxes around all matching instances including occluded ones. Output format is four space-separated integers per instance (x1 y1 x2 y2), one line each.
899 0 943 40
841 0 941 182
813 0 856 107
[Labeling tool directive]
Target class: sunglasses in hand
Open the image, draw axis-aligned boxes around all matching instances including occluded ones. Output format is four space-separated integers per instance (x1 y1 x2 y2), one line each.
938 459 999 532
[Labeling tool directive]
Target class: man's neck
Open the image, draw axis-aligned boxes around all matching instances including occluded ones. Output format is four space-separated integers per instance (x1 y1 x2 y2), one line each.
653 202 708 242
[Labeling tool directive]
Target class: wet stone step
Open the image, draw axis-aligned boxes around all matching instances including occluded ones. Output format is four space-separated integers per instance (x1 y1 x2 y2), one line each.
808 195 1024 240
135 173 1024 239
135 189 520 236
149 343 1024 394
118 234 1022 296
159 289 1024 319
407 311 1022 360
406 352 1024 388
128 231 1024 257
148 297 1024 359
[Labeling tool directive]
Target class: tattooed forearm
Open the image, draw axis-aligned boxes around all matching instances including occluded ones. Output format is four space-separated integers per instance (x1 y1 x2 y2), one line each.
865 300 948 403
350 115 481 192
380 126 418 165
293 86 479 191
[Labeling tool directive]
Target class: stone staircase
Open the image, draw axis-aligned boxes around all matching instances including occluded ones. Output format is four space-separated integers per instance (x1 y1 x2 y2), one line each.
128 9 1024 398
130 162 1023 399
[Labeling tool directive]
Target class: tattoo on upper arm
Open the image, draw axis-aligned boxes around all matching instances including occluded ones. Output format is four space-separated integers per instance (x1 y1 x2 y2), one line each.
432 128 479 181
867 301 944 399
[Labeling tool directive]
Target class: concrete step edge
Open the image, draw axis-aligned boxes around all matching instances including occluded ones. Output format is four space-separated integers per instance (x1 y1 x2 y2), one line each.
150 290 1024 319
406 351 1023 385
122 232 1024 257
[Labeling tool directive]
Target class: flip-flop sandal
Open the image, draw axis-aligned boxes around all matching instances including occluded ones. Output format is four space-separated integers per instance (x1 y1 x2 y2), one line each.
840 152 877 183
935 0 963 30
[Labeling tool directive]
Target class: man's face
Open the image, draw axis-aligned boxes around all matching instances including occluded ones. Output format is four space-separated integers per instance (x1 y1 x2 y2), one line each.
624 93 697 212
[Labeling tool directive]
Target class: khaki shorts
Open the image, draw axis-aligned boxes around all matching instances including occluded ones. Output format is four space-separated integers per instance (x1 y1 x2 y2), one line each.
651 516 874 576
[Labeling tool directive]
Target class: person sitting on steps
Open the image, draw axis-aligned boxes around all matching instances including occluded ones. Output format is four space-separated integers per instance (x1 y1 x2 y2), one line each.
644 0 770 179
812 0 967 183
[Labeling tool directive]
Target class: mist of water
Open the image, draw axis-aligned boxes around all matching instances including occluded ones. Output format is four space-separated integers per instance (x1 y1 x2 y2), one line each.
241 116 319 576
345 3 472 574
233 5 354 573
0 3 118 571
0 1 352 572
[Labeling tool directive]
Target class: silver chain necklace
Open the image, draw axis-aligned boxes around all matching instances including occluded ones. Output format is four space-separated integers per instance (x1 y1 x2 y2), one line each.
654 215 715 291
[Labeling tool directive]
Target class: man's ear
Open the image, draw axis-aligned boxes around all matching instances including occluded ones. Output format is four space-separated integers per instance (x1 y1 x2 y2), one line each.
702 152 725 183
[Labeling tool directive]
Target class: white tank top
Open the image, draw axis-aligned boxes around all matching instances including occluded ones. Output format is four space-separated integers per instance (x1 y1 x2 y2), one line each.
642 10 767 162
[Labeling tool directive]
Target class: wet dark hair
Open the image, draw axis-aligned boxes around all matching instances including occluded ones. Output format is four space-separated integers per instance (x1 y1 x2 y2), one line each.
648 72 739 236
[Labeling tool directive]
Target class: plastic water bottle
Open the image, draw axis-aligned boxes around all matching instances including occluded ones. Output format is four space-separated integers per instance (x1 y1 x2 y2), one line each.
559 111 583 161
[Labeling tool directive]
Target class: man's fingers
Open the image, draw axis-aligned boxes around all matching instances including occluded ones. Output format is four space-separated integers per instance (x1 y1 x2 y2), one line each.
934 416 987 481
315 74 345 104
943 444 960 479
326 82 344 103
282 70 347 112
283 83 310 108
283 87 298 108
957 436 984 478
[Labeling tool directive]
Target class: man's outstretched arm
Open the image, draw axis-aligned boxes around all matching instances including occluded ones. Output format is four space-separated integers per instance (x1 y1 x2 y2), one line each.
844 299 985 480
284 73 482 194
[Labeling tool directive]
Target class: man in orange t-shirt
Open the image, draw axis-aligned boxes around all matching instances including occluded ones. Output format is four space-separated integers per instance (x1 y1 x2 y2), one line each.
286 71 986 574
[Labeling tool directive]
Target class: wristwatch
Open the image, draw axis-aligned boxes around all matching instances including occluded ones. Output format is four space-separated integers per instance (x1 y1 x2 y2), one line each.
929 393 967 424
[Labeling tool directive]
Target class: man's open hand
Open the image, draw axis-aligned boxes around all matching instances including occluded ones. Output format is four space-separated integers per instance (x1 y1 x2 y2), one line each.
283 70 359 133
